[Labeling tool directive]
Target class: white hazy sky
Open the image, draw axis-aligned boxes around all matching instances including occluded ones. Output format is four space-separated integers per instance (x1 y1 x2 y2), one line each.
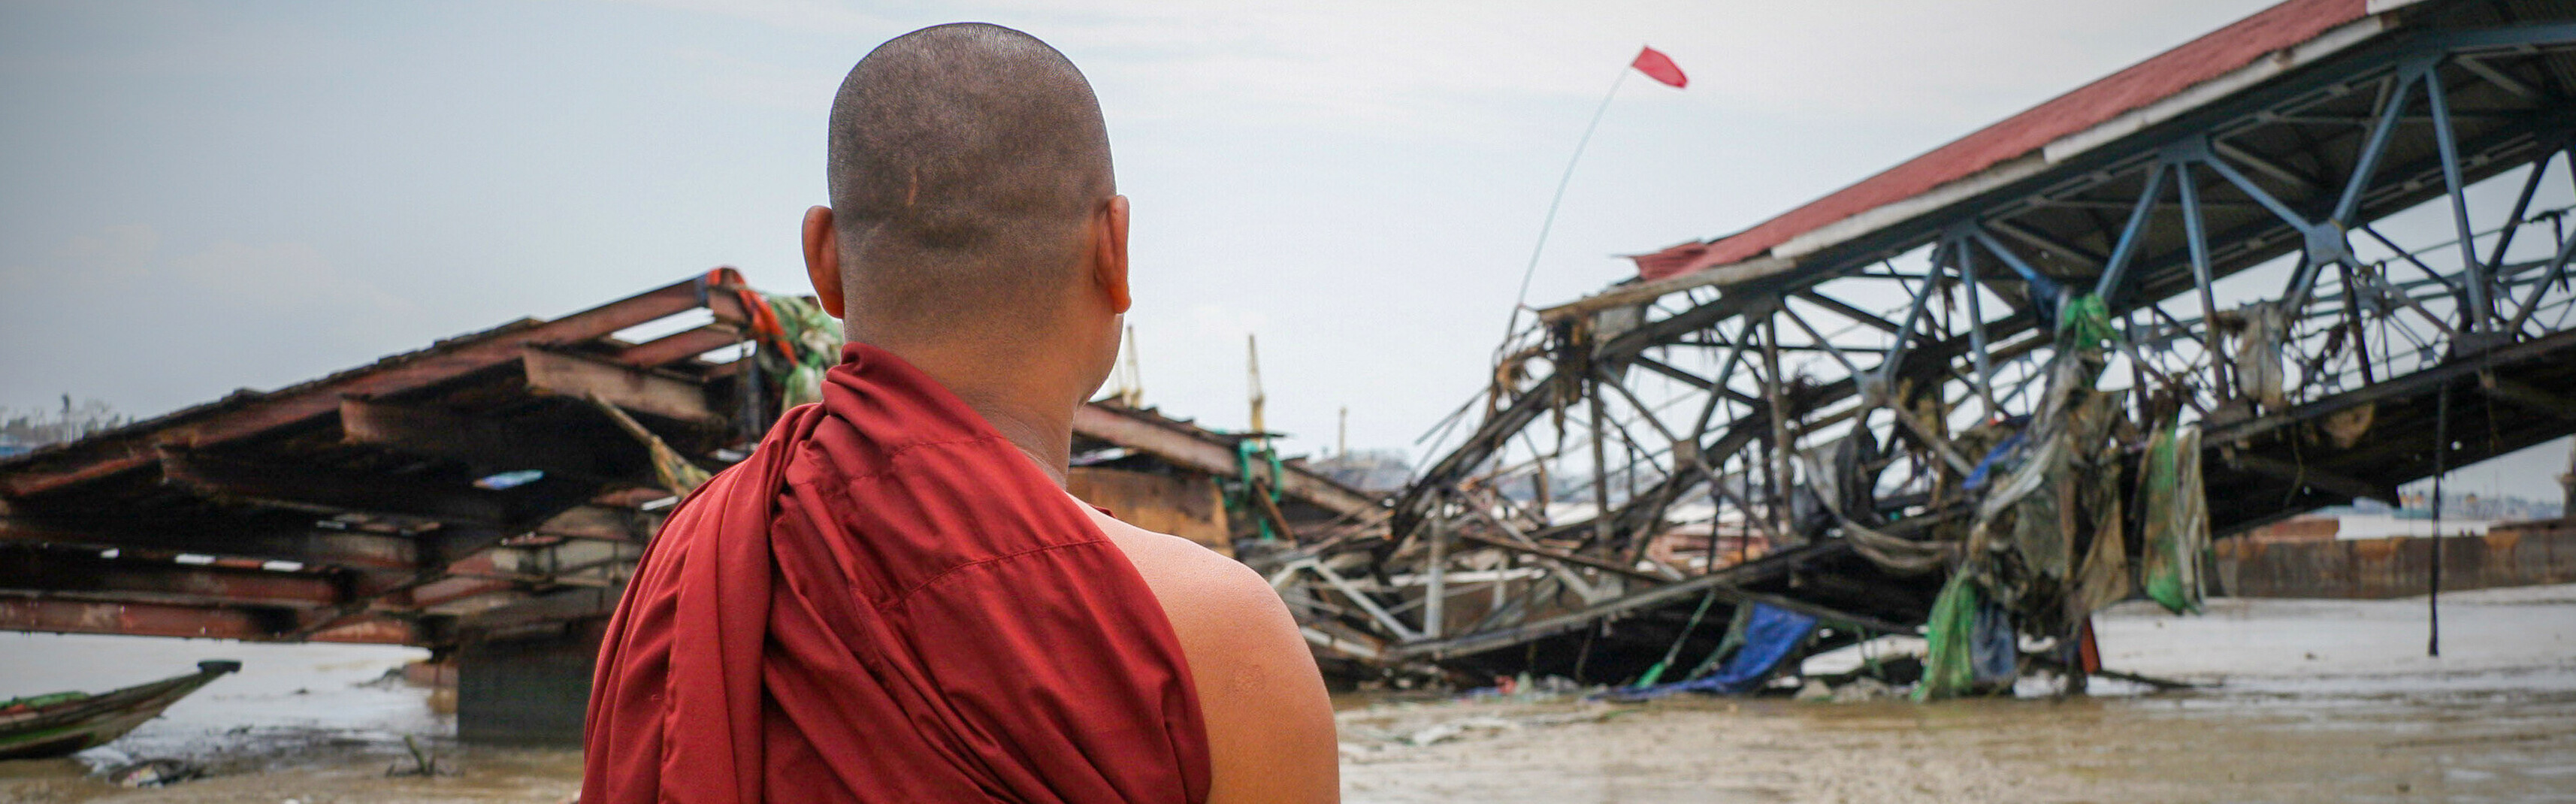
3 0 2568 497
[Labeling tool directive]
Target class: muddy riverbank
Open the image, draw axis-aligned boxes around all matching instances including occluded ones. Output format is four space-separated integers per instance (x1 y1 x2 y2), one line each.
4 585 2571 803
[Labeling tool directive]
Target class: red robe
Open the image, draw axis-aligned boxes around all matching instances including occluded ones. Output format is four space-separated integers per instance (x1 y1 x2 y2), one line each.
582 343 1210 804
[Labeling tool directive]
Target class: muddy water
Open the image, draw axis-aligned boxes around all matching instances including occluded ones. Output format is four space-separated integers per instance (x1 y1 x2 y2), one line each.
1341 585 2576 803
0 634 580 804
1338 688 2576 802
4 585 2571 804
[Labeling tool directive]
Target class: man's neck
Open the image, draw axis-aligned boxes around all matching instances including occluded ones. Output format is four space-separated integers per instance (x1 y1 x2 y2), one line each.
876 340 1077 488
948 386 1074 488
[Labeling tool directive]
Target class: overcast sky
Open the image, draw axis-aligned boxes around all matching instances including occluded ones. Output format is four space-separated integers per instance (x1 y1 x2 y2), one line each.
4 0 2568 497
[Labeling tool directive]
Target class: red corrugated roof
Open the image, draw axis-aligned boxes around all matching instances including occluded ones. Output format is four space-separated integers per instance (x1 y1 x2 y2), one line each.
1635 0 2372 281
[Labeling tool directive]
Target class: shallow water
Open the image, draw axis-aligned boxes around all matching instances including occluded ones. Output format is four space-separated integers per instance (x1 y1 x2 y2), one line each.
3 585 2571 803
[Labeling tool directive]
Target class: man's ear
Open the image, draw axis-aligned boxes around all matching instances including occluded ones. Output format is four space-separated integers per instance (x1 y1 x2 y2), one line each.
803 206 845 318
1094 195 1131 315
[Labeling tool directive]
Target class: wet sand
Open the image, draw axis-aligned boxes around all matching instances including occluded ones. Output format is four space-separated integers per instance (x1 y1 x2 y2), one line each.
4 585 2571 804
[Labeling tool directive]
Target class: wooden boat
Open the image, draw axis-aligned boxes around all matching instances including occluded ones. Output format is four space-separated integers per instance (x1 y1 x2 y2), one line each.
0 660 240 760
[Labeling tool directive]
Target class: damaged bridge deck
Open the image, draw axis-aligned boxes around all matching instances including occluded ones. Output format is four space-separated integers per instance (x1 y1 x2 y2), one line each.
1256 0 2576 685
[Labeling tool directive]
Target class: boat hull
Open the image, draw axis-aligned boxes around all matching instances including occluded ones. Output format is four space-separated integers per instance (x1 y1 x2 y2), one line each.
0 660 241 760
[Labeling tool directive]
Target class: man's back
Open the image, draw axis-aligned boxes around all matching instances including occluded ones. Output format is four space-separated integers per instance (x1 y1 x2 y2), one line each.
583 348 1217 803
582 22 1338 804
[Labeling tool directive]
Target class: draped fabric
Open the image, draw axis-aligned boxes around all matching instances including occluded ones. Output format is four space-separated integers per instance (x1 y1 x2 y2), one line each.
582 343 1211 804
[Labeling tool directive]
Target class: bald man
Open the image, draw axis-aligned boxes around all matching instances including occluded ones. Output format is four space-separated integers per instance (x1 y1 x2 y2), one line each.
581 23 1338 804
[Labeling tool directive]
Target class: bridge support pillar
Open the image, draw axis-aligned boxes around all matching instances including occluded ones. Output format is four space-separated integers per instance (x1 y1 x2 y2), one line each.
453 589 619 745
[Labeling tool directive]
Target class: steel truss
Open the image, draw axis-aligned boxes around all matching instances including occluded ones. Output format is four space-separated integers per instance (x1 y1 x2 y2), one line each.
1271 8 2576 681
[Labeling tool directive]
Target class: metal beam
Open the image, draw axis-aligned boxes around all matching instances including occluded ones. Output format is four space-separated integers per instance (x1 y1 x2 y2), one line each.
2212 140 2324 198
2480 373 2576 420
1392 542 1915 660
1537 257 1798 322
2222 452 2396 503
2207 328 2576 446
1988 218 2107 271
1794 290 1905 334
1450 530 1665 583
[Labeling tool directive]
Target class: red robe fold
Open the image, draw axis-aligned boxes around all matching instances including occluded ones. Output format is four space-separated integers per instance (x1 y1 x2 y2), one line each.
582 343 1211 804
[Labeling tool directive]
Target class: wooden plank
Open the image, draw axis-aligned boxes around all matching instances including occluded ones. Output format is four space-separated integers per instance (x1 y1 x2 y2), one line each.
340 399 610 477
1071 404 1380 518
522 346 721 425
0 278 712 497
618 324 743 367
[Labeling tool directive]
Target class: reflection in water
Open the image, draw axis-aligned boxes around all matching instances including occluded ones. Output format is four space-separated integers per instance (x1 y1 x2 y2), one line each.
2 585 2571 803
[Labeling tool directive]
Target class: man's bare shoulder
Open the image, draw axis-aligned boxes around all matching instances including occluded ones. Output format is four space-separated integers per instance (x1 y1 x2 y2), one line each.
1074 500 1340 803
1076 505 1281 634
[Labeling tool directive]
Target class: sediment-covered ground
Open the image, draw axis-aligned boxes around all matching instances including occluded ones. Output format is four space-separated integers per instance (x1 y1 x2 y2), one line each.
4 585 2571 804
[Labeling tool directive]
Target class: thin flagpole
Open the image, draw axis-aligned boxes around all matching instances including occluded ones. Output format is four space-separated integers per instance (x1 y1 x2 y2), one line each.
1502 67 1632 346
2429 383 2448 657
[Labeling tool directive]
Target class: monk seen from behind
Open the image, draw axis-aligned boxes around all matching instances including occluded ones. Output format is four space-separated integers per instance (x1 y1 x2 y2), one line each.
581 23 1340 804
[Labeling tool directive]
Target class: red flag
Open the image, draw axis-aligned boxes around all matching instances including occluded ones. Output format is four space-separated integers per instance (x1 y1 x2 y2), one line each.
1631 46 1687 89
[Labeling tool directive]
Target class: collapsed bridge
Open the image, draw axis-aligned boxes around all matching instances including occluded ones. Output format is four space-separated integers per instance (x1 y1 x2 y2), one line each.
1253 0 2576 688
4 0 2574 715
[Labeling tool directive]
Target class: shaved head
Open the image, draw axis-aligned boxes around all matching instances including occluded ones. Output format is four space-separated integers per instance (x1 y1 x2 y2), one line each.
826 23 1115 339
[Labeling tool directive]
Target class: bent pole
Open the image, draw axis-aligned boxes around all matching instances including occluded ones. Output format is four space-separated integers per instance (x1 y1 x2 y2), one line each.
1502 67 1632 347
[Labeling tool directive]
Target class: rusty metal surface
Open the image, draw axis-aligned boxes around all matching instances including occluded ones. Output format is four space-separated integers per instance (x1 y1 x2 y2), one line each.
2217 521 2576 597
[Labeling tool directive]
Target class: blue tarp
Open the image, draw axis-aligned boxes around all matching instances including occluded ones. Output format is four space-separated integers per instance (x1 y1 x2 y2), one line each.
1971 602 2018 685
1626 603 1818 697
1961 416 2033 492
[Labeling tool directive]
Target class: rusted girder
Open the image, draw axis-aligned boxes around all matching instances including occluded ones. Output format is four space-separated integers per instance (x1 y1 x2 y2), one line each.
0 516 417 572
0 597 415 643
0 546 342 609
1 278 718 497
283 524 512 640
